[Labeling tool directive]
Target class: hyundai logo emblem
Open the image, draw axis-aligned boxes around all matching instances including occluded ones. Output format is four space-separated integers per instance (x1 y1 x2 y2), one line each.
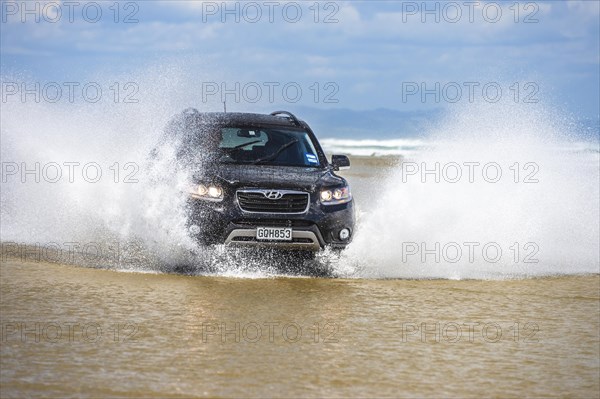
264 191 283 200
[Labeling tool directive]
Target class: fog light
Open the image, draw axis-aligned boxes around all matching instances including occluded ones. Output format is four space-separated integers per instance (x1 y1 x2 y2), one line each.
339 228 350 240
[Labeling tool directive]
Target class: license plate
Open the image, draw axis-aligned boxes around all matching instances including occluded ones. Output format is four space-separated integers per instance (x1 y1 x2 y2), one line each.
256 227 293 241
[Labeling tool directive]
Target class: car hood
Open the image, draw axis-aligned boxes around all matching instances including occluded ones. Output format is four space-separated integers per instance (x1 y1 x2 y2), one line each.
199 164 345 190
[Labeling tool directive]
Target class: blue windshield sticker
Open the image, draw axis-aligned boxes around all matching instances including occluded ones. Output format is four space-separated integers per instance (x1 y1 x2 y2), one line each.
306 153 318 164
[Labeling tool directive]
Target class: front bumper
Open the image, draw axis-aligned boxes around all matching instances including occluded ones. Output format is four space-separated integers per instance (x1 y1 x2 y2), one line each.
187 193 354 251
224 229 322 251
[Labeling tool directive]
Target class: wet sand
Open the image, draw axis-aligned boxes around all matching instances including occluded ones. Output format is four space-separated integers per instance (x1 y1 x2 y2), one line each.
1 258 598 398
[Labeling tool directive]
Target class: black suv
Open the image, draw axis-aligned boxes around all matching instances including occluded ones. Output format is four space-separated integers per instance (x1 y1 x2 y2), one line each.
163 109 355 253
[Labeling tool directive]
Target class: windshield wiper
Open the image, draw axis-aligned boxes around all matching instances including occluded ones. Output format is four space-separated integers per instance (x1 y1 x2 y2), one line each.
252 139 299 165
223 140 262 154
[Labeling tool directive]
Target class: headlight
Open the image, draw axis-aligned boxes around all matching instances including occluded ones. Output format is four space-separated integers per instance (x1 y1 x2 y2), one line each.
208 186 222 198
320 190 333 202
190 183 224 202
320 186 351 205
197 184 208 196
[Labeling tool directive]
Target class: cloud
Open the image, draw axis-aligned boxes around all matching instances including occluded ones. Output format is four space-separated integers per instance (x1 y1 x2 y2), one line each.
1 1 598 117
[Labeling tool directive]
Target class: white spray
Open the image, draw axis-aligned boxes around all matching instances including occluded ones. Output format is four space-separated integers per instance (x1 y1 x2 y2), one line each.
340 101 599 279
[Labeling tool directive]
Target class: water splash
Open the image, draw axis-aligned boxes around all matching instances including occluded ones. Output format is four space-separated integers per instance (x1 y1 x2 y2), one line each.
1 65 199 268
2 68 598 279
340 101 599 279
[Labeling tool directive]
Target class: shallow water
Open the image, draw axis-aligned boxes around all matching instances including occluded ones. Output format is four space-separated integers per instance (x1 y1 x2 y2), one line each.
2 98 599 396
1 259 598 398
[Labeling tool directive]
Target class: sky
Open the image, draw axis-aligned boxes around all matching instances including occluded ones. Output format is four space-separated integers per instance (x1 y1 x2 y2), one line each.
1 0 599 120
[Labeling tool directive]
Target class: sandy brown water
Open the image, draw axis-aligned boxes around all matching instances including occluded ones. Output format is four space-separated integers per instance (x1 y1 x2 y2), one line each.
1 258 598 398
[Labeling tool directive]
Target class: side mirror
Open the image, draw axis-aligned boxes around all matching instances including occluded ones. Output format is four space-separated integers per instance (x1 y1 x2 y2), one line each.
331 154 350 171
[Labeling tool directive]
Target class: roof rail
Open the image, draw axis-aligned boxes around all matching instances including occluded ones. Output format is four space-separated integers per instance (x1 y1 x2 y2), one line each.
270 110 300 126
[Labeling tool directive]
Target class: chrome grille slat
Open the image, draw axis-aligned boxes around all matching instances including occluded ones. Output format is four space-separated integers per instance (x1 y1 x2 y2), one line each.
236 189 310 214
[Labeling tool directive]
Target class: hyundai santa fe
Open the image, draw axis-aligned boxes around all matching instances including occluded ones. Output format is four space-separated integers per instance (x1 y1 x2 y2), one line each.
163 109 355 253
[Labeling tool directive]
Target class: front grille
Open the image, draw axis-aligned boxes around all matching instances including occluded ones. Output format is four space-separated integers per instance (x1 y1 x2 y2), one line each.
237 190 309 214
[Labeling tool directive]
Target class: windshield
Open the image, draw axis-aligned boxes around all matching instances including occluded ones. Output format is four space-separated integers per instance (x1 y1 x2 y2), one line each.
217 127 321 167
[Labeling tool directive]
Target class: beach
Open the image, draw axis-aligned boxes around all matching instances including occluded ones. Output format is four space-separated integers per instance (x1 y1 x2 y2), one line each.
1 257 598 398
2 149 599 397
2 2 599 397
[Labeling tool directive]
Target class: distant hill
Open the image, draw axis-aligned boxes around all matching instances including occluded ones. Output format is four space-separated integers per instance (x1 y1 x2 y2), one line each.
251 106 598 141
283 106 444 139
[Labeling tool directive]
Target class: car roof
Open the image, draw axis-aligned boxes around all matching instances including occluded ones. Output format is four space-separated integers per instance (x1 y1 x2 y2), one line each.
181 110 306 128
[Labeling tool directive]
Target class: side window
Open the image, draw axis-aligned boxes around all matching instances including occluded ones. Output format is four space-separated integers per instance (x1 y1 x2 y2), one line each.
220 128 269 149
